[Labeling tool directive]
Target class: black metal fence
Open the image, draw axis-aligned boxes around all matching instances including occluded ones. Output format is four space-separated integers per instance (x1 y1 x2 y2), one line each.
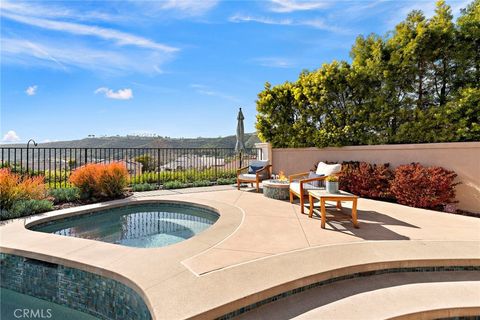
0 147 262 188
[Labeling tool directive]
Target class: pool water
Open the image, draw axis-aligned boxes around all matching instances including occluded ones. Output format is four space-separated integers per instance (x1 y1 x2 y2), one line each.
1 288 98 320
32 203 219 248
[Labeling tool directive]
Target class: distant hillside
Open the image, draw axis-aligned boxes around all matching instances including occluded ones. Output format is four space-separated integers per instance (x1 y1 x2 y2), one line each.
1 133 261 149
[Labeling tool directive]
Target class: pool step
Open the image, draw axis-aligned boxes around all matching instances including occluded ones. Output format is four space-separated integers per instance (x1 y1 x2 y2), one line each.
237 271 480 319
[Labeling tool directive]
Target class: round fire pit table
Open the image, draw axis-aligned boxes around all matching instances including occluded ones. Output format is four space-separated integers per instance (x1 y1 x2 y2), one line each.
263 179 290 200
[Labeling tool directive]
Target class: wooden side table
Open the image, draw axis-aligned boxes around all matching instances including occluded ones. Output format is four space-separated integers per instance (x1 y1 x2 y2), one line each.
308 190 359 229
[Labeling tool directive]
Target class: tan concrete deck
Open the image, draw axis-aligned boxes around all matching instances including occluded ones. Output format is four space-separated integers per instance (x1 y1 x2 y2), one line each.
1 186 479 319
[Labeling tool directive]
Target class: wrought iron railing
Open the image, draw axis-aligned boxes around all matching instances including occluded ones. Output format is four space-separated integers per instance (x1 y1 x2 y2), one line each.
0 147 262 188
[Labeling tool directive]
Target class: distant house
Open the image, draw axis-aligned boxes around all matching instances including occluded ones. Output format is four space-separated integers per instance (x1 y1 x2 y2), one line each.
160 155 224 171
117 159 143 175
91 159 143 175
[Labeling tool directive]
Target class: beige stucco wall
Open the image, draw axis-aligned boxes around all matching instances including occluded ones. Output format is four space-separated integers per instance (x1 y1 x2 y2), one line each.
272 142 480 213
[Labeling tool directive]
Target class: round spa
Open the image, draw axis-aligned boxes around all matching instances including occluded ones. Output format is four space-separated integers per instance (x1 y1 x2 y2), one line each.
30 203 219 248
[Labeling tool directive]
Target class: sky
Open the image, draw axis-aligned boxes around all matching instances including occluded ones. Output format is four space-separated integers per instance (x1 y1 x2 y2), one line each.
0 0 472 143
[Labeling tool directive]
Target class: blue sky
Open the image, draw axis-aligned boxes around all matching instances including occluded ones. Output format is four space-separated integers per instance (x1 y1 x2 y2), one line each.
0 0 472 143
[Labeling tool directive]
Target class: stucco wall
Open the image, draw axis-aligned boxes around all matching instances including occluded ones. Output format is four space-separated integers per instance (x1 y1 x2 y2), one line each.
272 142 480 213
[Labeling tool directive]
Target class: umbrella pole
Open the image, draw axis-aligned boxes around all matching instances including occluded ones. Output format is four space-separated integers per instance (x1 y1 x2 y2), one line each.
239 151 242 168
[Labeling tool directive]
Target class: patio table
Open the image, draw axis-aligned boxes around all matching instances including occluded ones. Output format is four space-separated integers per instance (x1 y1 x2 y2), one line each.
308 190 359 229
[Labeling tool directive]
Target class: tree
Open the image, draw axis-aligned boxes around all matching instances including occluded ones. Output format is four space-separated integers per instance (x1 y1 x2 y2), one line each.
255 0 480 148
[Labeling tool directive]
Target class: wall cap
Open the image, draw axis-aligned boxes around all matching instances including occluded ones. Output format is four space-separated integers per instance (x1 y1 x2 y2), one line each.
273 142 480 152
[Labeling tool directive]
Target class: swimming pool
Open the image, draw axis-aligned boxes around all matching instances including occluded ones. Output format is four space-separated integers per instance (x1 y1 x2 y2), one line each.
31 203 219 248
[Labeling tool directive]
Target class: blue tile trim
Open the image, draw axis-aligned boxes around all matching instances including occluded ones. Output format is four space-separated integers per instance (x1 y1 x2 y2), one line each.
0 253 151 320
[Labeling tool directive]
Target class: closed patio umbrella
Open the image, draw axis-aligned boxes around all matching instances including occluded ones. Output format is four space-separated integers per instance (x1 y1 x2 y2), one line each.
235 107 246 168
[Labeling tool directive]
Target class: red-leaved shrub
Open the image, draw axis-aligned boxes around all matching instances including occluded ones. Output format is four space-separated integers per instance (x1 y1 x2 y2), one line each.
69 163 129 199
391 163 458 209
340 161 394 200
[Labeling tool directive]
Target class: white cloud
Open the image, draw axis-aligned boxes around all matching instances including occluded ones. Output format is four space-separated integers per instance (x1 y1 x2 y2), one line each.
1 38 169 74
95 87 133 100
253 57 294 68
2 130 20 142
229 14 346 33
157 0 219 16
25 85 38 96
1 12 178 53
268 0 330 13
0 1 179 74
229 14 293 25
0 1 119 22
190 84 239 102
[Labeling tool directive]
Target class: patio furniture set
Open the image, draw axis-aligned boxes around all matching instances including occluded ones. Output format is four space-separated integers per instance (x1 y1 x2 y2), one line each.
237 160 359 228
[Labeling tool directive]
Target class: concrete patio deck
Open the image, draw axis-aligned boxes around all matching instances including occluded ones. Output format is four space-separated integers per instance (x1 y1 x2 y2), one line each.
1 185 479 319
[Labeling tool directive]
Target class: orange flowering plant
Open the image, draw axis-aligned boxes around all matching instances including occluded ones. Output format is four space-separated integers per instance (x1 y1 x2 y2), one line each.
0 168 48 210
69 163 129 199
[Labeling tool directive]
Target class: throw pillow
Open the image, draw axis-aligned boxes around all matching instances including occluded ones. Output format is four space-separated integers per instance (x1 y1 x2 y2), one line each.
308 171 324 187
316 162 341 176
248 165 264 174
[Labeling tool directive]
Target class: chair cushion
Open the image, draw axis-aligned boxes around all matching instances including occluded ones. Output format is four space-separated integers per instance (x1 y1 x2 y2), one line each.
308 171 324 187
316 162 341 176
248 160 269 168
290 181 323 195
248 165 264 174
238 173 257 180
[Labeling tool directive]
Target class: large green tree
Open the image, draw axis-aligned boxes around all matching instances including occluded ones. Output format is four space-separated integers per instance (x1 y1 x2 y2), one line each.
256 0 480 147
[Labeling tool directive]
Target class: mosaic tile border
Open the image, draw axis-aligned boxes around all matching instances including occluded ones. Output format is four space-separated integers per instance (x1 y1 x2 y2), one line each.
0 253 152 320
30 202 219 232
217 266 480 319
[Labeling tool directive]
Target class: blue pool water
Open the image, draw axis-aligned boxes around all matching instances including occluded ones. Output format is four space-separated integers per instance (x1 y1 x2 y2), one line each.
32 203 219 248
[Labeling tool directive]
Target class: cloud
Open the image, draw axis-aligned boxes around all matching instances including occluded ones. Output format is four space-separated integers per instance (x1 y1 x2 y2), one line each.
229 14 346 33
0 1 179 74
190 84 239 102
157 0 219 16
25 85 38 96
1 38 169 74
2 130 20 142
252 57 294 68
0 1 119 22
268 0 330 13
229 14 293 25
1 12 178 53
95 87 133 100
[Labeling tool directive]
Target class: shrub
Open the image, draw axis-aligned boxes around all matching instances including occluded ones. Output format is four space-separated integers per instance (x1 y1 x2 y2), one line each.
48 188 80 204
69 163 129 199
129 168 237 185
163 181 188 189
340 162 394 200
391 163 458 209
132 183 157 192
1 199 53 220
69 164 102 198
0 168 48 210
216 177 236 185
192 180 212 187
99 163 129 198
134 155 155 172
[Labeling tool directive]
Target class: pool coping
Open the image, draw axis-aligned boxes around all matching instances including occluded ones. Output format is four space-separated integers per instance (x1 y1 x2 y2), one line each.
1 192 480 319
0 195 244 319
